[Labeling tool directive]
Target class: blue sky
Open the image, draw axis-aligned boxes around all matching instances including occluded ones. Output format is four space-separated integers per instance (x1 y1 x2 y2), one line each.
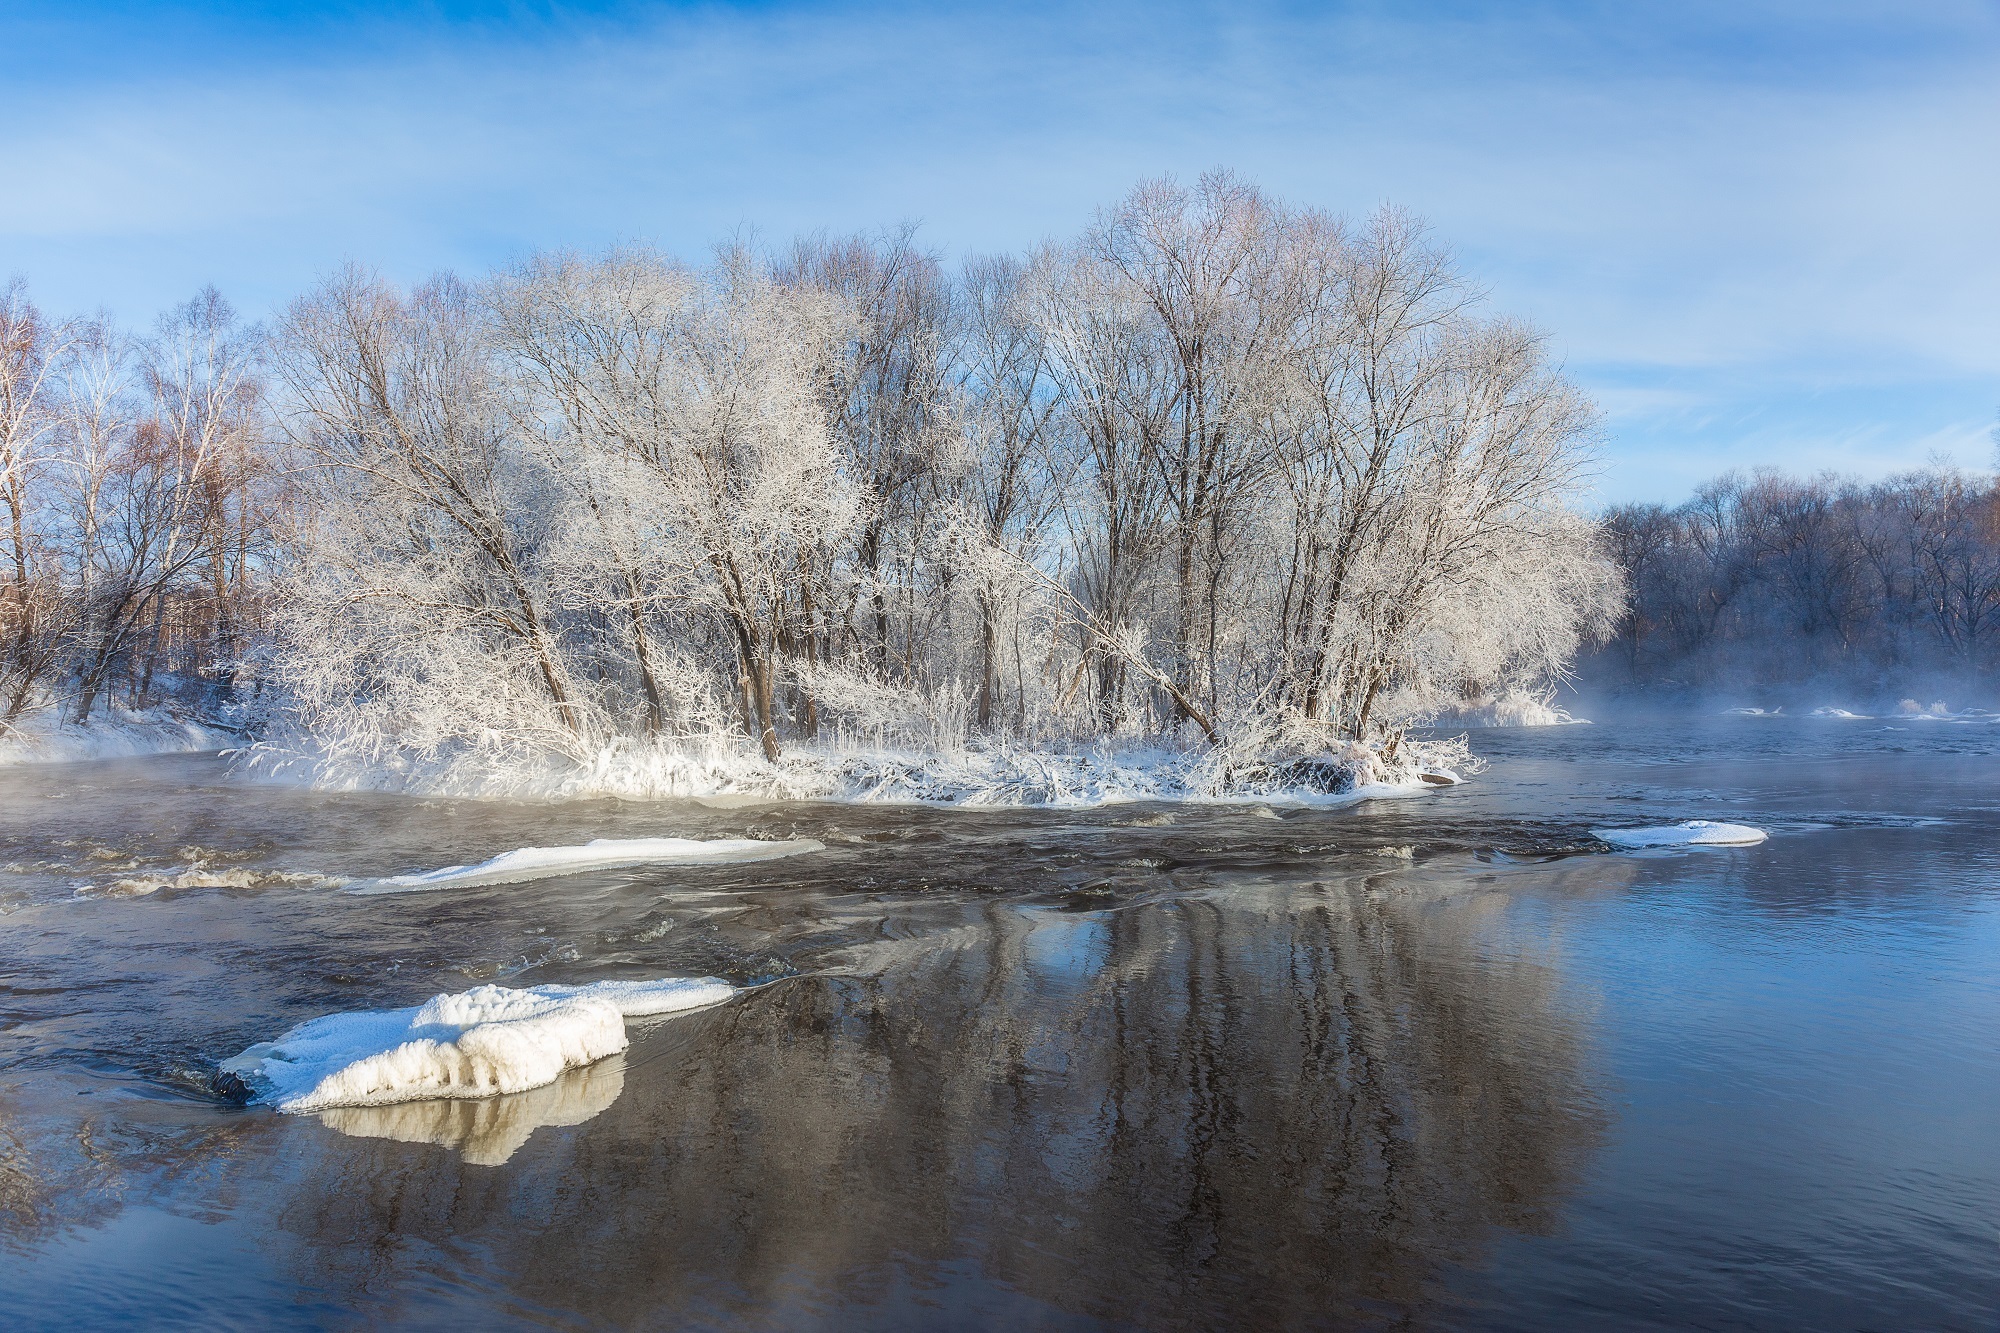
4 0 1996 502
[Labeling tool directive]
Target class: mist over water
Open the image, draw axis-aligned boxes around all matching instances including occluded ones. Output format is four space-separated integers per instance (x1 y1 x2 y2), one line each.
0 716 1994 1329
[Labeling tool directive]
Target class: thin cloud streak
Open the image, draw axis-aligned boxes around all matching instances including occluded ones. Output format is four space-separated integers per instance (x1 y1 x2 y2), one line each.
1 0 1994 500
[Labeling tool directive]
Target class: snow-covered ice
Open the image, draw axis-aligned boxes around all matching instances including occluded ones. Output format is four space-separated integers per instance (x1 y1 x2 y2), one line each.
1810 707 1871 719
219 977 733 1113
347 836 825 894
1593 820 1768 848
1722 707 1781 716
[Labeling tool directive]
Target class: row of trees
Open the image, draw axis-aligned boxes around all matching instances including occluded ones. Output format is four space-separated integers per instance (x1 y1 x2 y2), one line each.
1597 465 2000 689
0 280 275 733
2 173 1617 772
274 173 1615 775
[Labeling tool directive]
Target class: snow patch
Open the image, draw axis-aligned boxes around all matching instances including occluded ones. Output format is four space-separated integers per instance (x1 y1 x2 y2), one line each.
1593 820 1768 848
348 836 825 894
219 976 732 1113
1810 707 1871 719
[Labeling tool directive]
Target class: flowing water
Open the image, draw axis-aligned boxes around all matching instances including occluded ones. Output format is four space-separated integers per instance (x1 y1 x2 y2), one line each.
0 718 1994 1330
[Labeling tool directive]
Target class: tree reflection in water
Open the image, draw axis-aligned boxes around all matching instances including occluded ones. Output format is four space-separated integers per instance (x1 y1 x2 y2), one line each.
259 865 1606 1328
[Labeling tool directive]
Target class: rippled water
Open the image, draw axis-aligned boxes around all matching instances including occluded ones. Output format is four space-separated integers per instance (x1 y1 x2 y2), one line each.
0 717 1994 1329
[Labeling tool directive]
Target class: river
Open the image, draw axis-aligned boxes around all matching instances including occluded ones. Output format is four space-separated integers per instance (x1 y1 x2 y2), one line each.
0 716 1994 1329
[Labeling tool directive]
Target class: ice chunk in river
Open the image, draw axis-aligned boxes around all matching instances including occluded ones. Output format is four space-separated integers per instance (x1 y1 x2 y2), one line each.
348 836 824 894
1593 820 1768 848
218 977 732 1113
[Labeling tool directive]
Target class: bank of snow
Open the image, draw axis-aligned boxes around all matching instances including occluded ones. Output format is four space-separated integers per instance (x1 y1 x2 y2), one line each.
348 836 825 894
246 732 1473 809
1594 820 1768 848
219 977 732 1113
0 706 238 766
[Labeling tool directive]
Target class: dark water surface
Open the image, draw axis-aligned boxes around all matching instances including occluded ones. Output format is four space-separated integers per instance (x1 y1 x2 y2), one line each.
0 718 1994 1329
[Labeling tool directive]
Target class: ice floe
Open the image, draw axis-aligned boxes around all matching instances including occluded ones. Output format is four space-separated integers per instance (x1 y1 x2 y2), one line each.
218 976 732 1113
347 836 825 894
1810 707 1871 720
1593 820 1768 848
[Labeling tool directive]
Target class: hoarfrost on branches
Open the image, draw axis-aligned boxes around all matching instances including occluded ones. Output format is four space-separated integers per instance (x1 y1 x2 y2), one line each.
19 173 1618 797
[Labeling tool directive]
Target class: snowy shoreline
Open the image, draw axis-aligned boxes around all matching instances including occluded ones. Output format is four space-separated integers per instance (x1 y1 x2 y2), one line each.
4 710 1487 811
236 734 1471 810
0 706 241 767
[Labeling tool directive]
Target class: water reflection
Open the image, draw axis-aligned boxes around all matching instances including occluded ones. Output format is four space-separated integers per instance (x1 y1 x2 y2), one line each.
5 730 1996 1327
314 1054 628 1167
246 869 1604 1328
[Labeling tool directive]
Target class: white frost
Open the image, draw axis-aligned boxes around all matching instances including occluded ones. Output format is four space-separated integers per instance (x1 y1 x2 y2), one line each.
348 836 824 894
219 976 732 1113
1594 820 1768 848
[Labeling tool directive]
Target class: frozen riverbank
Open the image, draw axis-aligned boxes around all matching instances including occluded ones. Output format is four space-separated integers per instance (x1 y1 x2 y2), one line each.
0 706 239 767
241 732 1474 809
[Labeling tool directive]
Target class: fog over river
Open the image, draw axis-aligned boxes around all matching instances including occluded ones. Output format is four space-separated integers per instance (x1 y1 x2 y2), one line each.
0 717 1994 1329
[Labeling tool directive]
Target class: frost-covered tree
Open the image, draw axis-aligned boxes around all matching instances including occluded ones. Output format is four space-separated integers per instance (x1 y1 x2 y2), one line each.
259 176 1619 791
0 280 269 736
0 281 77 723
492 247 859 761
273 268 587 769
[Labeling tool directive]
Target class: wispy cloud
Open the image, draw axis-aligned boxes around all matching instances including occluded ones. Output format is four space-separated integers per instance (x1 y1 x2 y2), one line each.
2 0 1994 499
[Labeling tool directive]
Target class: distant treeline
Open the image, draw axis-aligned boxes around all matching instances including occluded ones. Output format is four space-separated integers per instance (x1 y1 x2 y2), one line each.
1595 466 2000 692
